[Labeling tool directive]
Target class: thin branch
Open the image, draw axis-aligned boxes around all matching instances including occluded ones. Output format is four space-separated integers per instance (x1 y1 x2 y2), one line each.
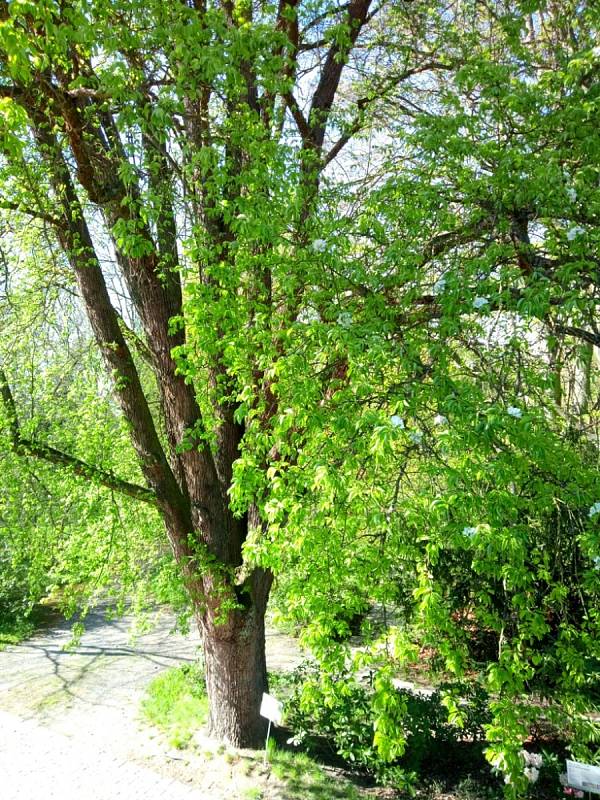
323 99 369 166
325 62 452 165
284 92 312 141
300 2 350 35
0 198 61 226
0 368 157 505
551 324 600 349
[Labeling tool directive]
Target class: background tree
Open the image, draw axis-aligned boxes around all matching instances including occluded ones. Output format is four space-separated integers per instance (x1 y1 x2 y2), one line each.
256 0 600 792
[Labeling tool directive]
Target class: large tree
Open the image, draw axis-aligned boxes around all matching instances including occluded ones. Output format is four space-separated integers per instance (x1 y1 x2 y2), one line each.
1 0 599 779
0 0 442 746
260 1 600 790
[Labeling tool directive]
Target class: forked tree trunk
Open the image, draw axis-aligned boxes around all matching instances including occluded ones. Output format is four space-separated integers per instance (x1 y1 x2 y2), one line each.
200 591 270 748
0 0 374 754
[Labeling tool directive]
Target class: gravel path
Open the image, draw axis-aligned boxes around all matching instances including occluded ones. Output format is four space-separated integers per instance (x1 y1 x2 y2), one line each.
0 606 303 799
0 708 205 800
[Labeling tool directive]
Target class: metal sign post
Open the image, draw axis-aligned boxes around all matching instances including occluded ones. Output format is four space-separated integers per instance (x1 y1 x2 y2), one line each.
263 718 272 766
260 692 283 766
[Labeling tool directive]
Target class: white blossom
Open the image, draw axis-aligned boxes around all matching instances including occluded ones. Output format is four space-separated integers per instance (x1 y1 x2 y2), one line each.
507 406 522 419
473 296 488 309
337 312 352 328
433 277 447 295
312 238 327 253
593 46 600 58
390 415 405 429
409 430 423 445
567 226 585 241
463 526 478 538
521 750 543 769
297 307 321 324
434 414 448 426
524 767 540 784
593 556 600 571
566 187 577 203
588 502 600 518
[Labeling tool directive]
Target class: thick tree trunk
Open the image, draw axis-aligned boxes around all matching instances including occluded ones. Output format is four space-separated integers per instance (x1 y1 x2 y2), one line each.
201 597 269 748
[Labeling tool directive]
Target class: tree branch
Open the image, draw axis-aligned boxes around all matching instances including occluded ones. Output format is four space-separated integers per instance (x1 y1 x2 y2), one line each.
0 198 61 226
324 62 453 165
551 324 600 349
0 368 157 505
308 0 373 149
323 97 369 165
28 116 189 514
285 92 312 141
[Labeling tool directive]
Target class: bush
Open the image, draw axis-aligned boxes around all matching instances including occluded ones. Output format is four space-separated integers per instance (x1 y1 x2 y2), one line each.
279 663 490 790
0 539 33 619
0 615 36 650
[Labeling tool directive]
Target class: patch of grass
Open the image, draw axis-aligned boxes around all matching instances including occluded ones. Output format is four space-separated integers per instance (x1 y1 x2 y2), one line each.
140 662 208 749
0 615 36 651
269 745 362 800
243 789 264 800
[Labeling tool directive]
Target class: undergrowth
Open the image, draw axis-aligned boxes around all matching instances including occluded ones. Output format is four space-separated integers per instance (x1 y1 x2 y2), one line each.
0 610 41 651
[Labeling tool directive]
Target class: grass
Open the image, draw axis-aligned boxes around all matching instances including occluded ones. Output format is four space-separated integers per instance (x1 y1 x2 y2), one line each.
268 744 362 800
140 662 208 749
243 789 264 800
140 663 365 799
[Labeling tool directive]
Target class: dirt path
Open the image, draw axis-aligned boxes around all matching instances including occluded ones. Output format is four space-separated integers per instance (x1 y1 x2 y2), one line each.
0 606 304 799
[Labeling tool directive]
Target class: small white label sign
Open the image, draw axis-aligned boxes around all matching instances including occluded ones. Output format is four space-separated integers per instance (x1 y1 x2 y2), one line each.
260 693 283 725
567 760 600 794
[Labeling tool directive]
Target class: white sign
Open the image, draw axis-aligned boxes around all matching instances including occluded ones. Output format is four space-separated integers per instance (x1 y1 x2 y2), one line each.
567 760 600 794
260 693 283 725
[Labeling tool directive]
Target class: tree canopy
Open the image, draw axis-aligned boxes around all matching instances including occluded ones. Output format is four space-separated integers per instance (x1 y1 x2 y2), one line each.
0 0 599 793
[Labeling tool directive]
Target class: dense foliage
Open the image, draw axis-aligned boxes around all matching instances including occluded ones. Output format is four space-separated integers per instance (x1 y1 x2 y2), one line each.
0 0 598 793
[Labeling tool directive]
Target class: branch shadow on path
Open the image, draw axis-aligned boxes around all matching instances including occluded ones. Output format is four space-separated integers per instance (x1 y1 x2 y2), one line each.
0 604 201 714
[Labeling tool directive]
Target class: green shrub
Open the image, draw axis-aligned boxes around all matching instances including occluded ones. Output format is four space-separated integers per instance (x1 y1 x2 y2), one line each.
0 540 34 619
281 663 490 790
0 615 36 650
